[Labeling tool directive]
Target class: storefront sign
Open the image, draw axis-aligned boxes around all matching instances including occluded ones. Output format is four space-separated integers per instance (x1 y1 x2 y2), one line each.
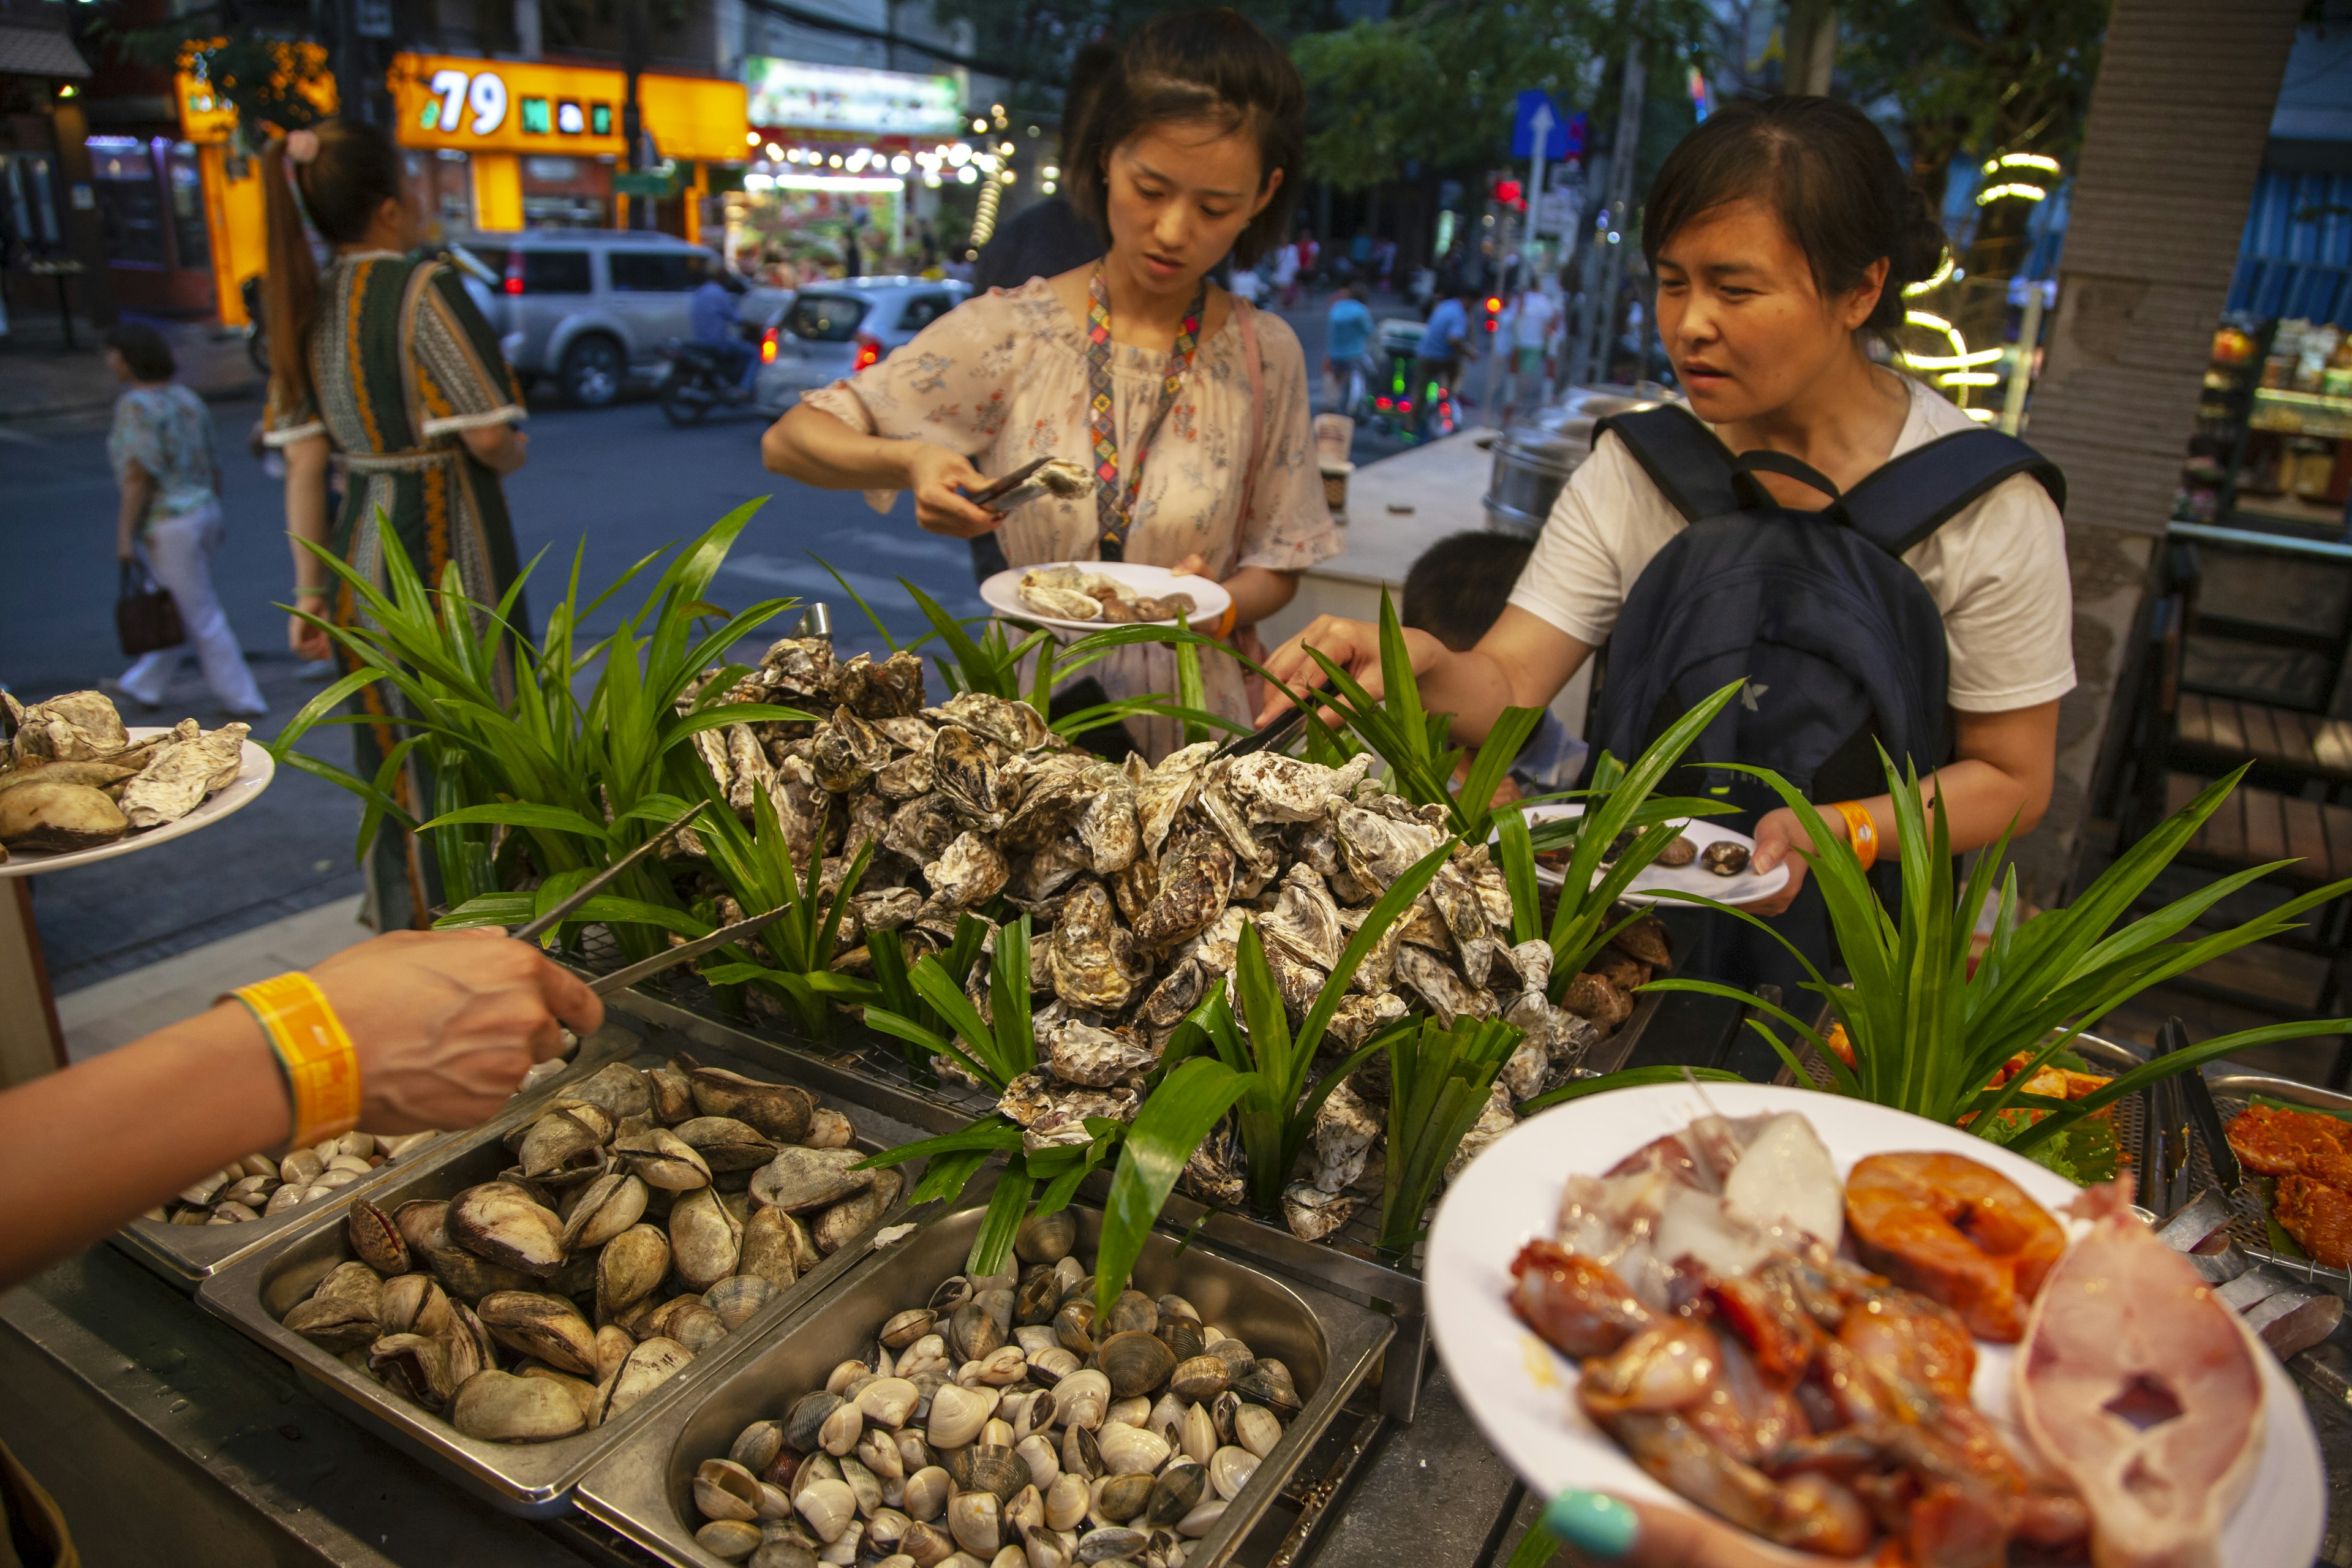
744 59 960 137
389 54 747 163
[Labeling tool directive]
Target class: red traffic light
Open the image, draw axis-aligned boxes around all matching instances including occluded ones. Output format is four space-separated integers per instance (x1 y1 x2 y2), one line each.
1494 179 1523 205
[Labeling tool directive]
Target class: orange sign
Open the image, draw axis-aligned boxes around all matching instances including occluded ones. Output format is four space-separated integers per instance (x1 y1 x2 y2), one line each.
388 53 747 164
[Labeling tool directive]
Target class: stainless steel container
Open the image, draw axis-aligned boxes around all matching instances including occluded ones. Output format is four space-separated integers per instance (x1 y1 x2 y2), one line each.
597 976 1670 1425
195 1033 924 1515
111 1022 643 1290
575 1185 1395 1568
1483 385 1662 535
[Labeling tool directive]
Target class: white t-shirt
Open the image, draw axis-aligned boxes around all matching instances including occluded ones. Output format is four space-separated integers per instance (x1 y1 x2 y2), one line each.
1512 291 1558 350
1507 377 2076 714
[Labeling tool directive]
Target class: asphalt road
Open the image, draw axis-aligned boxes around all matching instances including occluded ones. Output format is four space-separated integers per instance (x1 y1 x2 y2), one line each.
0 288 1430 990
0 386 981 992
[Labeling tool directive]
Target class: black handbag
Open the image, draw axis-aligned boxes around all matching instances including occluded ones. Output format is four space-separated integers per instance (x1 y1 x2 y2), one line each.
116 559 185 658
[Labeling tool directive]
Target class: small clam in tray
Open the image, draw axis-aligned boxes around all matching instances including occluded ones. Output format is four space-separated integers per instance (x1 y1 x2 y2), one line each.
111 1023 643 1289
195 1024 927 1515
573 1181 1396 1568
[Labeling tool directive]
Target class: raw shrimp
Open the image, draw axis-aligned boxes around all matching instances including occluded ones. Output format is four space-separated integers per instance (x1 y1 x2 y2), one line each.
1577 1319 1725 1415
1509 1242 1653 1357
1844 1152 2064 1341
1604 1411 1874 1556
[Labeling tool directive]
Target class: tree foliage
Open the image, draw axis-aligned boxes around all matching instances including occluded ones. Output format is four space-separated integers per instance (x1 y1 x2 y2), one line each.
1839 0 2108 184
1290 0 1715 193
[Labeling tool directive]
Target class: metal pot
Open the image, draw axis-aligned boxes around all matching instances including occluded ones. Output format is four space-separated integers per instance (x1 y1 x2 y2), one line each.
1483 385 1665 536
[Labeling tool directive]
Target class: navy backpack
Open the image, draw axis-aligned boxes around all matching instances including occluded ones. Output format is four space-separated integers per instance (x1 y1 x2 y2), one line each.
1585 405 2062 988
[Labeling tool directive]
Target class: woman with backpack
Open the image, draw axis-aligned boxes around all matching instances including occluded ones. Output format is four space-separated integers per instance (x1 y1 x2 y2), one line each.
1258 96 2071 989
760 9 1338 758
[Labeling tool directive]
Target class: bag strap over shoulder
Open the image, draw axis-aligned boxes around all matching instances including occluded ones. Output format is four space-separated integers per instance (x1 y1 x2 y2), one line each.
1835 428 2066 558
1234 296 1266 530
1592 405 1742 523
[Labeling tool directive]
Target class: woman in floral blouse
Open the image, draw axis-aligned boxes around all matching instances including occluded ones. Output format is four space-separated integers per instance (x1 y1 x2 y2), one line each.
761 9 1336 758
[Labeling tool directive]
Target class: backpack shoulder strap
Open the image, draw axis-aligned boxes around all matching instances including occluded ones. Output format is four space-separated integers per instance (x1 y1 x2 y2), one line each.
1838 428 2067 558
1591 405 1743 523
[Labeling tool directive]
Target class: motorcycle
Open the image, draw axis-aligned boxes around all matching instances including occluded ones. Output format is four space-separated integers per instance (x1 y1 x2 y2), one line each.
656 335 759 424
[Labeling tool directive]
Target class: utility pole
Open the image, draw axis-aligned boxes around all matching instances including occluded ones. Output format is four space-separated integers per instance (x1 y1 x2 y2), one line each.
622 0 653 230
1571 33 1645 388
1523 100 1552 286
1782 0 1838 96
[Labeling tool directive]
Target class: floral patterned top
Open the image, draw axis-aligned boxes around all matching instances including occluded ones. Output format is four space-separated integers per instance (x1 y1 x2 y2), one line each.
108 382 218 532
803 278 1341 755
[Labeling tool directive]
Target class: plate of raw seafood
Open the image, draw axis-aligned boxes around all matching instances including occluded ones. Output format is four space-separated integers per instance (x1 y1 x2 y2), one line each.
1518 803 1790 910
1425 1081 2324 1566
982 561 1231 633
0 692 273 876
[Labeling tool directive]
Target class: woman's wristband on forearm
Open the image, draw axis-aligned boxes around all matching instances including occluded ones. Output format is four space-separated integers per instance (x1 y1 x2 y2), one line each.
1211 603 1239 639
1826 801 1879 871
226 973 362 1147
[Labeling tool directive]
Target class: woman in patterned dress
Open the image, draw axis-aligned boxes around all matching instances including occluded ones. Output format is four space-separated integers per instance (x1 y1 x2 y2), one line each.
760 10 1336 759
260 119 530 932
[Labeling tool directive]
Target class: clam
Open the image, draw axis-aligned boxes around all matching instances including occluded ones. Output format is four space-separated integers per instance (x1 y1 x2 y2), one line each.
1052 1300 1100 1357
947 1491 1000 1555
284 1261 383 1352
1700 839 1750 876
881 1308 936 1349
669 1186 745 1291
903 1466 952 1521
1015 1266 1066 1327
571 1061 655 1123
1102 1291 1157 1337
377 1273 450 1338
1015 1433 1061 1490
1155 1318 1205 1363
858 1427 906 1483
1056 1368 1110 1431
698 1457 767 1521
675 1115 781 1172
925 1382 990 1450
476 1291 598 1376
1208 1445 1257 1500
600 1335 692 1419
369 1333 454 1409
559 1171 649 1251
667 1301 732 1355
614 1127 713 1191
682 1063 816 1144
1202 1338 1254 1380
596 1223 672 1316
1096 1332 1174 1401
706 1273 778 1331
647 1063 696 1125
1175 1498 1226 1540
447 1182 567 1277
964 1443 1030 1504
857 1376 922 1429
1027 1347 1079 1385
1094 1422 1169 1477
1075 1526 1147 1563
839 1453 884 1515
450 1369 588 1442
347 1200 408 1275
795 1477 858 1543
1044 1471 1091 1532
1232 1368 1302 1420
1144 1463 1205 1528
731 1420 786 1474
695 1520 763 1562
1014 1209 1077 1265
900 1521 955 1564
814 1169 901 1253
1232 1403 1281 1459
595 1324 637 1384
787 1392 851 1455
805 1107 856 1150
739 1205 805 1291
751 1146 873 1213
1095 1472 1152 1523
1179 1403 1216 1467
951 1300 1007 1362
518 1106 609 1182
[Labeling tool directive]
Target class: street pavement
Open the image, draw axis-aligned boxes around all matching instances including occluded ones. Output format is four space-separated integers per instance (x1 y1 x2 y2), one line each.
0 287 1429 992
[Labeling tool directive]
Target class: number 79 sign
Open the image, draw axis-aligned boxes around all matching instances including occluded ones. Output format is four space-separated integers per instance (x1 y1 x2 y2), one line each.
427 67 508 136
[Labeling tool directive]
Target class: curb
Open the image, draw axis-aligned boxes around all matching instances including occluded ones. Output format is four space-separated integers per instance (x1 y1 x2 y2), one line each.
0 377 266 423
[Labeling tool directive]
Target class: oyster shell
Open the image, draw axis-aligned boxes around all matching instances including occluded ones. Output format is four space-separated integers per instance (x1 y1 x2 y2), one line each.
0 781 127 850
1281 1182 1354 1242
1394 944 1493 1029
1072 765 1141 875
1446 1080 1518 1182
940 692 1050 752
1331 803 1440 889
832 650 926 718
1020 583 1104 621
117 720 247 829
8 690 128 764
1224 752 1369 825
930 726 1006 824
1046 881 1150 1014
1322 989 1408 1051
812 706 891 794
1128 826 1234 952
1257 864 1343 971
1045 1020 1159 1088
923 831 1011 911
1134 744 1212 858
883 793 960 864
1308 1079 1381 1193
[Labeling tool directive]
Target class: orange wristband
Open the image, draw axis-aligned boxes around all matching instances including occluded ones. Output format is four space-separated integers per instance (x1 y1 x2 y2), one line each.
1828 801 1879 872
1210 603 1238 639
230 972 363 1148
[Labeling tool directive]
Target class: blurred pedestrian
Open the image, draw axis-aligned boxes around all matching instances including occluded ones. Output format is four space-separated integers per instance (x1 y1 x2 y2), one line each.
104 322 267 718
1270 230 1299 307
763 7 1337 759
1324 283 1372 410
1501 282 1560 423
260 118 529 933
691 254 754 388
1414 287 1476 435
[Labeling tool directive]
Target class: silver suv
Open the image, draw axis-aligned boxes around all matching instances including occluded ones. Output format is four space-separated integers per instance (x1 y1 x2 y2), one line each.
457 229 722 408
752 277 971 413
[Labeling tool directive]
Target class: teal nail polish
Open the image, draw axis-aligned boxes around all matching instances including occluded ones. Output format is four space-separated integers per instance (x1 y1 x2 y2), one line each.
1544 1491 1638 1559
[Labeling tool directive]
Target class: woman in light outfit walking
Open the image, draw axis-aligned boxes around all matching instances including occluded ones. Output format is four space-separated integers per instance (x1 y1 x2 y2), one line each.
105 322 267 717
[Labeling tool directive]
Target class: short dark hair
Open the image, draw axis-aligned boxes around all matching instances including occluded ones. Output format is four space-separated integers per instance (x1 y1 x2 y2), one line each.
1067 9 1304 267
1641 96 1948 345
105 322 176 382
1403 531 1535 654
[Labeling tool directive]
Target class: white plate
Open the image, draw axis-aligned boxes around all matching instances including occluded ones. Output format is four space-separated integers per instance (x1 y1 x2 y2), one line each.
0 726 276 879
979 562 1233 636
1520 802 1791 909
1425 1081 2325 1568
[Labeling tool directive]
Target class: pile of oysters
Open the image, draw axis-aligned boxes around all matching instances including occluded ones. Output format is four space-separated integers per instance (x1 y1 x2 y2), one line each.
276 1057 902 1444
687 1213 1297 1567
0 690 250 860
149 1130 439 1227
668 638 1668 1246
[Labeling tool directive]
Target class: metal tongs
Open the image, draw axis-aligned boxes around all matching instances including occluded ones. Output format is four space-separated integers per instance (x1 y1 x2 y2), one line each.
1211 678 1332 763
510 799 709 944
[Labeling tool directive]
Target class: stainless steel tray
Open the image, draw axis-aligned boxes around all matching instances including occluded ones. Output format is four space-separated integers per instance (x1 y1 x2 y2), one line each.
598 978 1674 1425
574 1180 1396 1568
110 1022 643 1290
194 1028 926 1516
2199 1072 2352 1298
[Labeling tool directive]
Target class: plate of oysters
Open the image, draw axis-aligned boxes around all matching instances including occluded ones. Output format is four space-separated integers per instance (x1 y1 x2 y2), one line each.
1426 1080 2326 1568
982 561 1231 633
1518 804 1789 909
0 690 274 876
